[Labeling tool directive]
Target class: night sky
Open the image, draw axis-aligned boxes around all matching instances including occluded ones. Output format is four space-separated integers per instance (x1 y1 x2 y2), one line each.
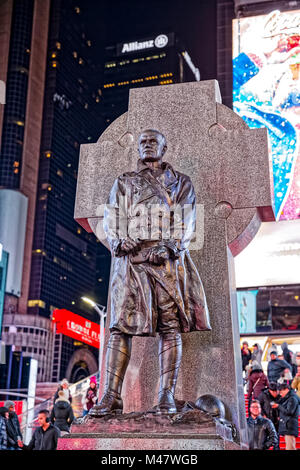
84 0 217 81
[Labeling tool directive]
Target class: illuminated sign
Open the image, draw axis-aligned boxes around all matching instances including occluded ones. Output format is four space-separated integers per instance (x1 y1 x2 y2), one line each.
52 309 102 349
232 10 300 221
117 33 174 56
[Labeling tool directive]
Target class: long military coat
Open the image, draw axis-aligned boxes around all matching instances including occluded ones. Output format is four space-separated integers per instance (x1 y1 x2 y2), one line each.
103 160 211 336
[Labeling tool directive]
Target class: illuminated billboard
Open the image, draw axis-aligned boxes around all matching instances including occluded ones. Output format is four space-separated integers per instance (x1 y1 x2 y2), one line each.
233 10 300 221
52 309 102 349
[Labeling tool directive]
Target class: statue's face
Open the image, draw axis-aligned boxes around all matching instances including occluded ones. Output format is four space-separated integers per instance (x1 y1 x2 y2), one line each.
138 130 166 163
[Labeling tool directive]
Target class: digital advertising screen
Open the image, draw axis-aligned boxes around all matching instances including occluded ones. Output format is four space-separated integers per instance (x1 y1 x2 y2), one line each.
233 10 300 221
237 289 259 334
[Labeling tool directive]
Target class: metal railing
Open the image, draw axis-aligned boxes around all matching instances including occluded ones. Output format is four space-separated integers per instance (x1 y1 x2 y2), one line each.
10 372 100 445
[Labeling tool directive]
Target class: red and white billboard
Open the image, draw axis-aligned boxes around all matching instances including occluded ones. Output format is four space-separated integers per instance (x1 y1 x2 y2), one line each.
52 309 102 349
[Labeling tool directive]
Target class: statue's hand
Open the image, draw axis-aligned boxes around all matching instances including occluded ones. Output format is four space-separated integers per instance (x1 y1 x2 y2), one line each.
120 237 141 255
148 245 170 265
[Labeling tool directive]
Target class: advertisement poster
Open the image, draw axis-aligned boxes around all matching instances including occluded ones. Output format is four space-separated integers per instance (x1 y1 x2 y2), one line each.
233 10 300 221
237 289 259 334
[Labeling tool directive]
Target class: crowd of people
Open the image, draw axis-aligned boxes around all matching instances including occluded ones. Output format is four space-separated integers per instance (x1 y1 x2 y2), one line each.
242 341 300 450
1 345 299 451
0 376 98 451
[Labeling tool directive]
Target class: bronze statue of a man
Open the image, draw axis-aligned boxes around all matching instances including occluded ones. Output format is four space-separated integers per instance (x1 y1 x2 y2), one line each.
98 129 211 414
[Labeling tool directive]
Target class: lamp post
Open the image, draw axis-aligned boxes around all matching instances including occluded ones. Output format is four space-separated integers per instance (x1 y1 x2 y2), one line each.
81 297 106 400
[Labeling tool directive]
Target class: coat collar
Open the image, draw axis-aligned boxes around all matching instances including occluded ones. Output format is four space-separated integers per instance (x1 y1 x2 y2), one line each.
136 160 178 188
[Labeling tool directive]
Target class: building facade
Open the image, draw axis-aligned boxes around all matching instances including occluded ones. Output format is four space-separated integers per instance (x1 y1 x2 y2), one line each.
0 0 108 384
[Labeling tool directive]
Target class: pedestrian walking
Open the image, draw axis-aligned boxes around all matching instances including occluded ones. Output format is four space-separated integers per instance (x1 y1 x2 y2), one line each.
267 351 292 384
247 400 278 450
4 400 22 450
271 382 300 451
82 376 98 417
247 361 269 403
291 365 300 398
0 407 9 450
18 410 60 450
241 341 252 372
53 378 72 404
252 343 263 367
258 382 281 450
50 390 75 435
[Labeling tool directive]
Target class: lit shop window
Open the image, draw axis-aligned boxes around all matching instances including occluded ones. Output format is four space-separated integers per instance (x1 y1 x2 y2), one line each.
159 79 173 85
105 62 116 68
32 249 47 256
145 75 158 81
28 300 46 308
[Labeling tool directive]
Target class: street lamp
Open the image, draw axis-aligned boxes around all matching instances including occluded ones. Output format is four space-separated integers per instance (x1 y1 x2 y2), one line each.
81 296 106 401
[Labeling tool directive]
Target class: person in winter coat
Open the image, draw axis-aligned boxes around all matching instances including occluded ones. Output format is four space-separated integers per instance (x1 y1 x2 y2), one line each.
0 407 9 450
4 400 22 450
271 382 300 451
267 351 292 384
252 344 263 367
278 368 293 386
82 376 98 417
291 365 300 398
241 341 252 372
53 378 72 404
281 342 293 367
247 361 269 403
18 410 60 450
50 391 74 435
247 400 278 450
258 382 281 450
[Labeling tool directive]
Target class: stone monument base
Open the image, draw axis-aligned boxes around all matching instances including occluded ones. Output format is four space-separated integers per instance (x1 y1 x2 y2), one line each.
57 408 245 451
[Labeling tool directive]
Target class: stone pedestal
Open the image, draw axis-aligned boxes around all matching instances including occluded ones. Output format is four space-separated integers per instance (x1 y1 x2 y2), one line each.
58 409 241 451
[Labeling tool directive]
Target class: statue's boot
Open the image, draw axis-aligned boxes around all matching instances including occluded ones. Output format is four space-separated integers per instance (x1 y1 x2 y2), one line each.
97 332 132 414
157 331 182 414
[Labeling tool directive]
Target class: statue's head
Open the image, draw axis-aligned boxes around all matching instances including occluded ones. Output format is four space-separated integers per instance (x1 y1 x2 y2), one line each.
138 129 167 163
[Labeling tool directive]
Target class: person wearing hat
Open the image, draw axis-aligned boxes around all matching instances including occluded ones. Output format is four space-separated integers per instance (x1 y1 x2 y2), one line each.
0 407 9 450
241 341 252 372
50 390 74 435
4 400 22 450
258 382 281 450
271 381 300 451
53 378 72 404
82 376 98 417
251 343 263 367
247 360 269 403
267 350 292 384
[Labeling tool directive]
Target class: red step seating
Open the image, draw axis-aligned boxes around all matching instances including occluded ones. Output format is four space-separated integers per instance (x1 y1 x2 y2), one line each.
245 395 300 450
